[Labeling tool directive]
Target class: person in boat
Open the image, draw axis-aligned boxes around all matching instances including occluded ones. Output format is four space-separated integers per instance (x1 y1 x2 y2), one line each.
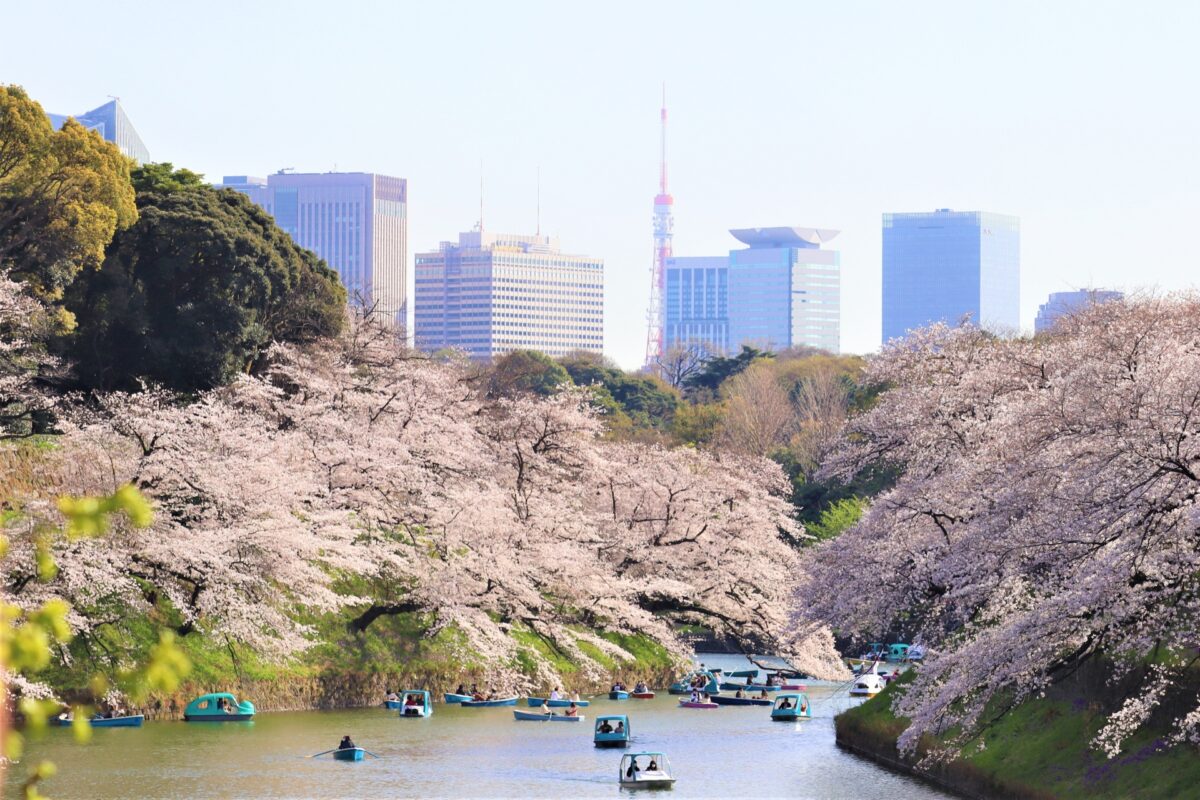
385 690 399 702
549 687 562 700
778 697 793 709
485 686 497 701
634 682 648 693
625 758 640 779
598 719 613 733
570 690 581 701
469 683 478 694
615 720 625 733
758 688 769 700
339 735 356 750
647 758 659 772
405 693 421 707
689 688 700 702
471 689 486 701
565 702 579 717
455 683 466 695
800 698 808 713
735 687 745 699
542 704 553 715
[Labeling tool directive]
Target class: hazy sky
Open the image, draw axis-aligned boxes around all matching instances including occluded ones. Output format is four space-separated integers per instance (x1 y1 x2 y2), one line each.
5 1 1197 367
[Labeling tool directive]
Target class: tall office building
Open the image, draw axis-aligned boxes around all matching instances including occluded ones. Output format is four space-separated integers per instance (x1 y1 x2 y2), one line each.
727 227 841 353
218 172 408 326
664 256 728 356
1035 289 1123 333
414 230 603 360
882 209 1020 344
47 99 150 163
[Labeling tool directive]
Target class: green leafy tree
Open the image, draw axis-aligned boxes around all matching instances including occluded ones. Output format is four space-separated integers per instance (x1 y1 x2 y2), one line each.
63 176 346 391
558 352 679 432
488 350 572 397
129 162 204 194
0 86 137 304
803 496 865 542
682 345 772 398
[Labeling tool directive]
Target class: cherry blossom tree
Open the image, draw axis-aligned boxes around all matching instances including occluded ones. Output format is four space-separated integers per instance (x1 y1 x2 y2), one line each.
796 297 1200 758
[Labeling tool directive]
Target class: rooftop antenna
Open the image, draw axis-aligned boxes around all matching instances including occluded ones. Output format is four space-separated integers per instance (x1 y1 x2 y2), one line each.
645 82 674 367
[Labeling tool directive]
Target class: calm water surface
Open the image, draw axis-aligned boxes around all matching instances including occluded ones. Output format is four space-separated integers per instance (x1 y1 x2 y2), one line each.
16 654 951 799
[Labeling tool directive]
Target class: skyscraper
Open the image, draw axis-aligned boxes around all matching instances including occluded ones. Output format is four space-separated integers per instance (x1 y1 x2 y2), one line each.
1035 289 1123 333
727 227 841 353
664 256 728 356
882 209 1020 344
217 172 408 326
46 99 150 163
414 230 603 360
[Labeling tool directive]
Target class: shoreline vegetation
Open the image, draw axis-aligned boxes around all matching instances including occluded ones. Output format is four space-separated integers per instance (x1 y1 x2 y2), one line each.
837 664 1200 799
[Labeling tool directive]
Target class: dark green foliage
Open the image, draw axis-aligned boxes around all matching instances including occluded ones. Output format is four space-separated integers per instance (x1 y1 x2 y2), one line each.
559 352 679 431
64 179 346 391
130 162 205 194
682 345 772 397
488 350 572 397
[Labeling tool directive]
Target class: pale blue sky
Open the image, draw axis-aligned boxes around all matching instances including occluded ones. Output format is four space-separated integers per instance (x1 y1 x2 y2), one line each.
5 0 1197 367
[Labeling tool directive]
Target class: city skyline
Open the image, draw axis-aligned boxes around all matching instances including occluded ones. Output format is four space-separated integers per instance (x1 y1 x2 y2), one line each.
6 2 1197 367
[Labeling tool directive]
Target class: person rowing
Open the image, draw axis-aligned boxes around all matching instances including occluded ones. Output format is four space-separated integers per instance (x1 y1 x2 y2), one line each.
565 702 579 717
338 735 356 751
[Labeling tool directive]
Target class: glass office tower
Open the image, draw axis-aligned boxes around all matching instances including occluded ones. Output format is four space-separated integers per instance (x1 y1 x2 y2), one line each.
664 256 729 356
46 99 150 163
726 227 840 353
882 209 1020 344
1034 289 1123 333
414 230 603 360
218 172 408 328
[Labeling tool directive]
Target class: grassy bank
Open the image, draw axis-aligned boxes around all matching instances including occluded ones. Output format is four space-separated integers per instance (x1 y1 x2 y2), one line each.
836 666 1200 800
43 604 684 718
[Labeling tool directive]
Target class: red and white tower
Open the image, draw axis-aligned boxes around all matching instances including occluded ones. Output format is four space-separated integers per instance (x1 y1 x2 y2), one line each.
645 86 674 366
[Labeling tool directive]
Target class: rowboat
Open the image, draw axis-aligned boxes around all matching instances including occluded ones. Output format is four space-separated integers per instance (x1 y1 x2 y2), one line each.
461 697 519 707
52 714 144 728
771 692 812 721
719 681 780 693
619 752 676 790
333 747 365 761
677 699 718 709
631 691 655 700
526 697 589 708
594 714 630 747
184 693 255 722
383 700 402 710
609 690 630 700
513 709 583 722
710 695 771 707
444 692 473 704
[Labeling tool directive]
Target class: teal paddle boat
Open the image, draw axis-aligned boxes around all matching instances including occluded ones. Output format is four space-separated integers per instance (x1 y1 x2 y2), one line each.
526 697 590 708
771 692 812 721
513 709 583 722
887 643 911 662
594 714 630 747
333 747 365 761
52 713 144 728
184 693 254 722
619 752 676 790
667 670 720 695
444 692 473 703
461 696 518 707
397 690 432 717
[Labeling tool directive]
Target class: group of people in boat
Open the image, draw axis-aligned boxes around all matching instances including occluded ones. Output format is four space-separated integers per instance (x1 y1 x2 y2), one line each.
385 690 427 709
539 701 580 717
610 681 627 692
625 756 661 778
597 718 625 734
548 687 582 702
732 686 771 700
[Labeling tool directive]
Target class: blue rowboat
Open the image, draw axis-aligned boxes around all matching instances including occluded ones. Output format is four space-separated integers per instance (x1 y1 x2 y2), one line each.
594 714 630 747
528 697 589 707
52 714 144 728
711 695 771 707
461 697 518 707
771 692 812 721
609 690 630 700
184 693 255 722
514 709 583 722
720 681 780 693
383 700 402 709
333 747 365 761
444 693 473 704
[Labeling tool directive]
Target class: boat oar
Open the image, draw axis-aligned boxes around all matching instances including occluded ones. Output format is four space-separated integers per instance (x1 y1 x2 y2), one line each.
307 748 338 759
363 750 383 759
